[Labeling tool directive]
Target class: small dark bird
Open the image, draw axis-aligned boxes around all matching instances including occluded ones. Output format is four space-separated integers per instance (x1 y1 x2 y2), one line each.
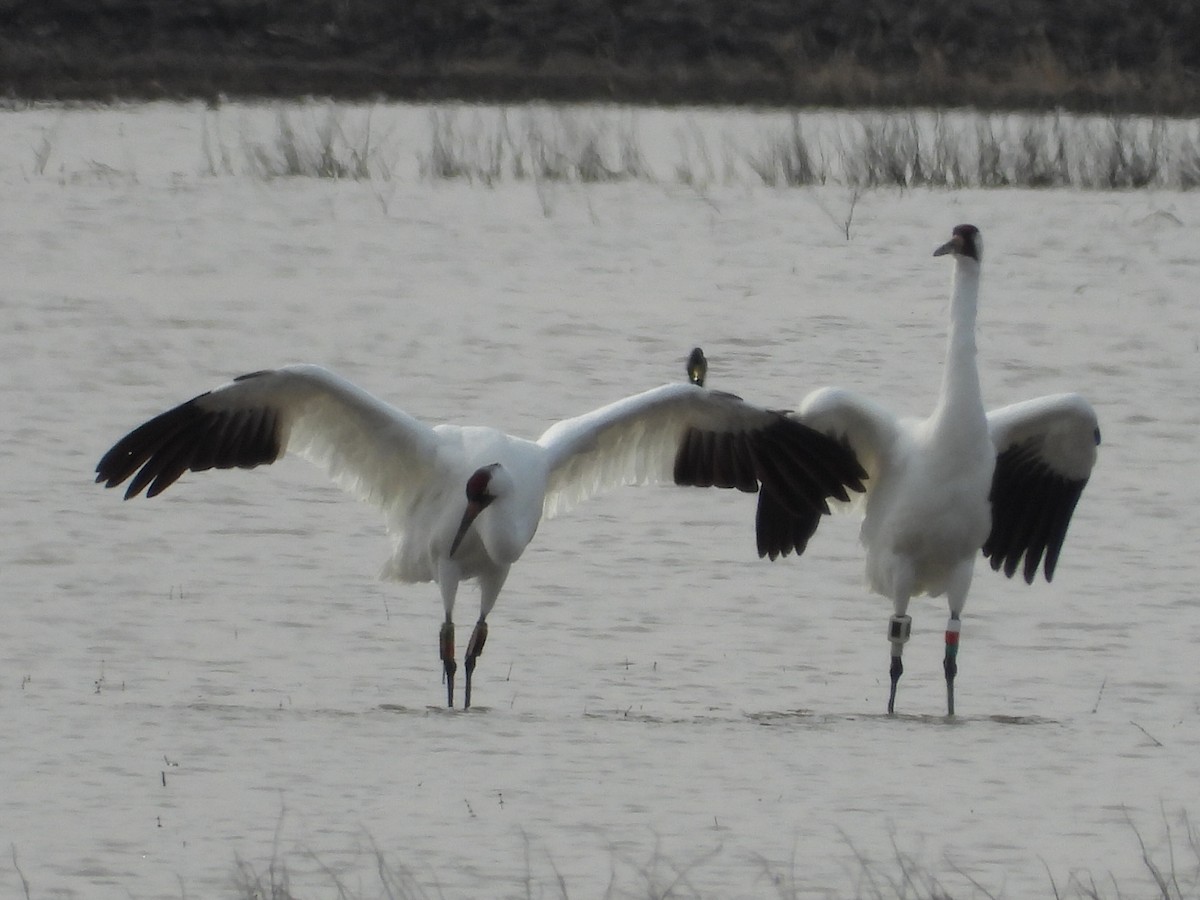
686 347 707 386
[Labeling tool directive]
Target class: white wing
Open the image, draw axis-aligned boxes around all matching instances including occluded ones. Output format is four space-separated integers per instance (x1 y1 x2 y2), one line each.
983 392 1100 583
987 393 1099 481
537 382 864 520
96 364 442 524
797 386 901 486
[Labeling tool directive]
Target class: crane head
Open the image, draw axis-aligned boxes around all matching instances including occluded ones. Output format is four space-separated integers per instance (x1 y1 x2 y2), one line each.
450 463 502 557
933 224 982 262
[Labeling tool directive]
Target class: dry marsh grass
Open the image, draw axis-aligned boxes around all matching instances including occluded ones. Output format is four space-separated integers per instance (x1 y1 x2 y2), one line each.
404 107 1200 192
31 103 1200 196
202 107 391 181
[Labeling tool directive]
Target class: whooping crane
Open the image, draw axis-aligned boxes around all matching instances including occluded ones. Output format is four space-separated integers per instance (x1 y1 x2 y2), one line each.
758 224 1100 716
96 363 866 708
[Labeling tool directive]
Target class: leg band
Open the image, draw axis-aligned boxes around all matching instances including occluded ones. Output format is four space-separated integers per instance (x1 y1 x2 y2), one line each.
944 618 961 659
888 614 912 645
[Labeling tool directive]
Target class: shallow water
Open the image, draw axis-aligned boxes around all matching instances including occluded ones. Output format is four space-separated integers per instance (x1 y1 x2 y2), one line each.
2 102 1199 898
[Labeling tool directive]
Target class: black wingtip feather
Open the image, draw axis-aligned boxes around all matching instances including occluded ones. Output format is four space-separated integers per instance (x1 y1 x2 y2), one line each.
755 486 820 561
984 440 1089 584
97 394 284 500
674 411 866 559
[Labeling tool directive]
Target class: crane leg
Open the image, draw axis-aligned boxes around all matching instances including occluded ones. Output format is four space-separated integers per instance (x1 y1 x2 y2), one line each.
944 617 960 716
887 614 912 715
463 619 488 710
440 620 456 708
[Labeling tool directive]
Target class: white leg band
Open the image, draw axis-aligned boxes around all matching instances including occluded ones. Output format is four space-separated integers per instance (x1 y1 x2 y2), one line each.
888 614 912 645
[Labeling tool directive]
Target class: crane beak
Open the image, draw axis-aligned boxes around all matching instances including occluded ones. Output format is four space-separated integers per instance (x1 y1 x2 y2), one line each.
449 499 487 557
933 237 959 257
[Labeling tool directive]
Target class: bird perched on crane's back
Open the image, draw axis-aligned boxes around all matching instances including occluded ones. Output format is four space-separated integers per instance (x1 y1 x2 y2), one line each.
96 362 865 709
686 347 707 386
757 224 1099 716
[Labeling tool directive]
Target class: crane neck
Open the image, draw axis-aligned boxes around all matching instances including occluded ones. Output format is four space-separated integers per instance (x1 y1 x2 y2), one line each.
933 257 984 429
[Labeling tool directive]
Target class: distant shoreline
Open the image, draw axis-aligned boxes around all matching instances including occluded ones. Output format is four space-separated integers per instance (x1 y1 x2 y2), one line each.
4 0 1200 115
5 57 1199 116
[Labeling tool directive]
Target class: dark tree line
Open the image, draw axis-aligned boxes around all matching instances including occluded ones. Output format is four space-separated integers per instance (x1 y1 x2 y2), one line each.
2 0 1197 111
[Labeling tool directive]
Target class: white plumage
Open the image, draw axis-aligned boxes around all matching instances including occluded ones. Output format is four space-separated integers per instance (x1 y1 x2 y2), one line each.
96 363 865 708
758 225 1100 715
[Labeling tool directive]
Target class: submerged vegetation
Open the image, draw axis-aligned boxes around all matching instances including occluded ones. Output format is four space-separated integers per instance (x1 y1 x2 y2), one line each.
217 807 1200 899
14 806 1182 898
